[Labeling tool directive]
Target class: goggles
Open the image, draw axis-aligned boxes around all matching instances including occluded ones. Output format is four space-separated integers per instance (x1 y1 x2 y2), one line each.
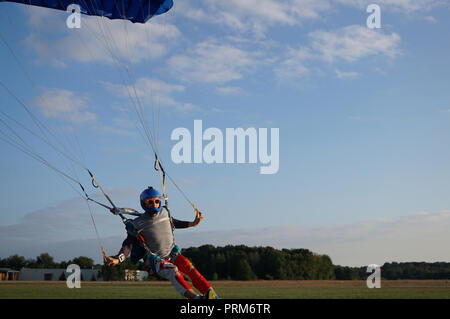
144 198 161 206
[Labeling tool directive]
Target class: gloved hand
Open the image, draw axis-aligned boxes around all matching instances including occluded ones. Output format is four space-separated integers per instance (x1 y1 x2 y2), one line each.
104 256 120 267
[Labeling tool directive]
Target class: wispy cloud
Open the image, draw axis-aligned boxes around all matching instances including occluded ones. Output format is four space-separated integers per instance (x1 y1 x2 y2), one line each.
423 15 438 23
309 25 401 62
102 78 200 113
335 69 360 79
32 88 96 124
275 47 313 80
215 86 244 96
2 203 449 267
103 78 184 101
0 187 139 244
275 25 401 81
176 211 450 266
168 40 267 84
24 8 180 66
176 0 331 38
176 0 446 40
335 0 445 13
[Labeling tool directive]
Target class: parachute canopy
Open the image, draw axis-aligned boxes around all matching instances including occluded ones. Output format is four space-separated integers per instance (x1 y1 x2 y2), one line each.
0 0 174 23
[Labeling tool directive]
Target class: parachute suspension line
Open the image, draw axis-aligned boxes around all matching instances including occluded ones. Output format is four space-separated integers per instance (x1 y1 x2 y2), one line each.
0 119 89 203
142 12 158 155
100 3 161 160
156 12 171 154
0 82 90 202
81 170 135 222
0 75 110 259
144 11 201 215
92 10 195 213
80 1 176 260
0 5 22 45
0 116 91 201
114 9 166 199
0 29 83 165
154 154 167 206
83 5 200 214
0 46 86 169
0 1 175 262
76 12 168 214
75 4 163 194
81 12 158 156
1 2 94 170
0 64 107 264
84 198 108 263
78 4 161 179
87 169 117 211
0 78 88 171
0 123 83 195
79 20 153 154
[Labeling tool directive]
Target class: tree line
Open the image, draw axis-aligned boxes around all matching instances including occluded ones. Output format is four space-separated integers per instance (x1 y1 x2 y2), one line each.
334 262 450 280
1 245 450 280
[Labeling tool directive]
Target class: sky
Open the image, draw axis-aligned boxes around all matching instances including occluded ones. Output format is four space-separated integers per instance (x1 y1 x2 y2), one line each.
0 0 449 267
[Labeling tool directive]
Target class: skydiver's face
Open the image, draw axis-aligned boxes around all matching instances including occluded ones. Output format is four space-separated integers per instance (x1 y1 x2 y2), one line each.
144 197 161 209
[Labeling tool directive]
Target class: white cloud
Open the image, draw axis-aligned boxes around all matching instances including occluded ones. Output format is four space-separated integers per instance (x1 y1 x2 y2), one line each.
176 0 331 38
176 0 446 39
335 69 360 79
175 211 450 266
168 40 266 84
103 78 184 100
24 10 180 66
103 78 200 113
215 86 244 96
335 0 444 13
0 187 138 245
3 202 449 266
423 15 438 23
275 25 401 81
32 88 96 124
309 25 401 62
274 47 313 80
96 125 138 137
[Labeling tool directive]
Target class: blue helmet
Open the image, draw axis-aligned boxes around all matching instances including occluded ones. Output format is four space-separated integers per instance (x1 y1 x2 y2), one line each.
140 187 162 214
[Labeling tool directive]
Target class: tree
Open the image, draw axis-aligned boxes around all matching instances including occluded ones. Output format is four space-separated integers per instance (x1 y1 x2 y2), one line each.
234 259 257 281
70 256 95 269
0 255 26 270
35 253 55 268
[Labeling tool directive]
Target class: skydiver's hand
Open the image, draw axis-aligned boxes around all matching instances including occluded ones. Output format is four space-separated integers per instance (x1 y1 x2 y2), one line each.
191 210 204 227
104 256 119 267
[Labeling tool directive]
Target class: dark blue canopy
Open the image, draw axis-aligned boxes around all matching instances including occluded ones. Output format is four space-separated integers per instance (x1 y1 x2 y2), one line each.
0 0 173 23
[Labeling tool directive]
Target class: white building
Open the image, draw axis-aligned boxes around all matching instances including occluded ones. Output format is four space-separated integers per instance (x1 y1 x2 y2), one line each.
19 268 102 281
124 269 148 281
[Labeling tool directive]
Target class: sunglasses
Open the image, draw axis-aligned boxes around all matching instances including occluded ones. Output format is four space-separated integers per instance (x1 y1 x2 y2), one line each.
144 199 161 205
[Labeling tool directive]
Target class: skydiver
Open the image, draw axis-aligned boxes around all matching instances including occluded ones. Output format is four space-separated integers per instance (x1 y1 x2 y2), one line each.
104 187 219 299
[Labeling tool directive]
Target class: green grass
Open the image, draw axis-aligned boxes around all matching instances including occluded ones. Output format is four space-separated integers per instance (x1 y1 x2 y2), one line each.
1 281 449 299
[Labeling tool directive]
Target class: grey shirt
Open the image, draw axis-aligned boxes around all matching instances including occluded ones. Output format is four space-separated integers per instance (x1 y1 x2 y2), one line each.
118 206 190 259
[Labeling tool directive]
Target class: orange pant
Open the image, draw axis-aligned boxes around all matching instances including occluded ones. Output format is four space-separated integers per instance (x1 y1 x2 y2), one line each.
147 253 211 296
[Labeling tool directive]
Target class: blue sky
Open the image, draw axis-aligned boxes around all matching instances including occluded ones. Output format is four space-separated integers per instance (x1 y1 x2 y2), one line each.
0 0 449 266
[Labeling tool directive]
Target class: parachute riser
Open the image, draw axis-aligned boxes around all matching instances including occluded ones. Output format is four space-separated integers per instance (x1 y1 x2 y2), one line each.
154 154 169 207
80 171 142 222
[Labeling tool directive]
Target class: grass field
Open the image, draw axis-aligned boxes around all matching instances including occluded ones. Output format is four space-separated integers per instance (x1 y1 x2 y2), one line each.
1 280 449 299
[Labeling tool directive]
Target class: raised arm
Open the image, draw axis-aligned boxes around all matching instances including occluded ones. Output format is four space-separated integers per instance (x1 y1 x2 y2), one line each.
172 210 204 229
